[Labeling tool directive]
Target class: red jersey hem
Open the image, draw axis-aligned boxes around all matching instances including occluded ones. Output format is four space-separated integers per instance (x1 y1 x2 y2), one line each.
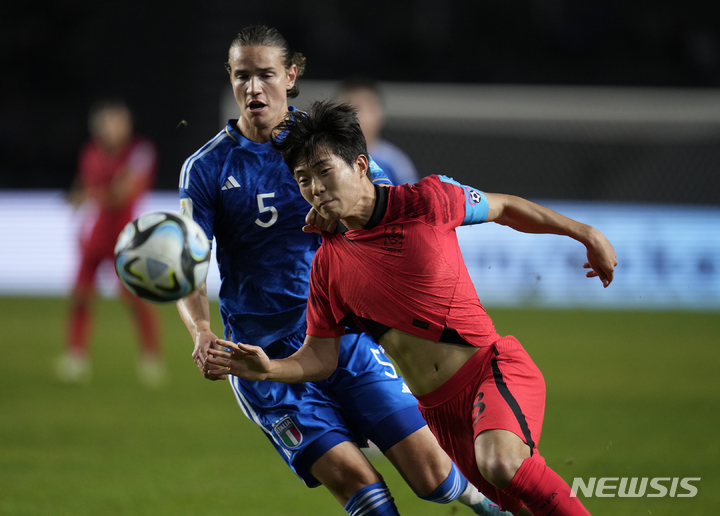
306 326 345 338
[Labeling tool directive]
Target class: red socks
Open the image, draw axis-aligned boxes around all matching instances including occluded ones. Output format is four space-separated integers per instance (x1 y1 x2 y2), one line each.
68 298 160 356
132 301 160 356
68 301 91 354
502 454 591 516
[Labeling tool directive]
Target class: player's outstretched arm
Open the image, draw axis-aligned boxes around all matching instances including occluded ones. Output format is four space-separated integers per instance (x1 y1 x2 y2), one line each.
176 282 226 380
206 335 341 383
485 193 618 287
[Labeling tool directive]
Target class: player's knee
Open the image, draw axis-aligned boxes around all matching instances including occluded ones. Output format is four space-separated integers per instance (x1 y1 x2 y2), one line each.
71 288 92 306
476 451 524 490
382 425 455 498
311 447 383 502
325 465 383 502
405 451 456 498
418 460 466 503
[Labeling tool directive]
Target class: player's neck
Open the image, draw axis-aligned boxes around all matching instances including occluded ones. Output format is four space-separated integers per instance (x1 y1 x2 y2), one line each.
236 106 290 144
98 136 131 154
340 181 376 230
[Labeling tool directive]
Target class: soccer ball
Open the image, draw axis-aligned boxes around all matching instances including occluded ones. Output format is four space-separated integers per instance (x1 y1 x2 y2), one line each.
114 212 211 303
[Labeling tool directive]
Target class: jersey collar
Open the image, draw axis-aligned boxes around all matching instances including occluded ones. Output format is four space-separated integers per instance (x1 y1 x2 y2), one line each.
337 184 389 234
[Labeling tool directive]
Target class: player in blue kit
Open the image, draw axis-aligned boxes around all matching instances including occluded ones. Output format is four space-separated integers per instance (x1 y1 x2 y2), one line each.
176 25 512 516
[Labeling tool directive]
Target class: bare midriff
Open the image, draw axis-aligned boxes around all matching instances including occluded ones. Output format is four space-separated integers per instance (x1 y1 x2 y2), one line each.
378 328 479 397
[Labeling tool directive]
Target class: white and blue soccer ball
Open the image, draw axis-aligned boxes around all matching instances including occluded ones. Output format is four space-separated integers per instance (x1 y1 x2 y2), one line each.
114 212 210 303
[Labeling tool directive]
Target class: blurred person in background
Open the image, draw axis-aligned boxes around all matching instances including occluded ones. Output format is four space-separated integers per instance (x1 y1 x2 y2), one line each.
177 24 510 516
56 99 164 387
336 76 420 186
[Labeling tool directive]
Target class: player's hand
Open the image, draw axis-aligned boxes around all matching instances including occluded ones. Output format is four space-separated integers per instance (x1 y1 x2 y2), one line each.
583 229 618 288
192 329 226 380
206 339 272 381
303 207 337 234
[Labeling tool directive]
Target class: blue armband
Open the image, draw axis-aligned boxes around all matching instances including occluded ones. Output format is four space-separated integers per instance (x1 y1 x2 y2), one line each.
438 175 489 225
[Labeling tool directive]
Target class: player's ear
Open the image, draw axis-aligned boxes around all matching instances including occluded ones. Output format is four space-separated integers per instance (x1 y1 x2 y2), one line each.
286 64 298 90
355 154 369 178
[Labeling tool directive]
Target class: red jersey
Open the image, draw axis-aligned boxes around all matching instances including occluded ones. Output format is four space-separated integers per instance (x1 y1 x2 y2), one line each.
307 175 499 347
78 136 157 221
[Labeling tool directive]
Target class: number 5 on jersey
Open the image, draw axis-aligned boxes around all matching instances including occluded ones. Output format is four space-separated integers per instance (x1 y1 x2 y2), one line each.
255 193 278 228
371 348 398 379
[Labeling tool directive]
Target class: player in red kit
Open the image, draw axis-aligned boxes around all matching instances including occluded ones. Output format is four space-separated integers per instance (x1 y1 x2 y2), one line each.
207 102 617 515
57 99 163 386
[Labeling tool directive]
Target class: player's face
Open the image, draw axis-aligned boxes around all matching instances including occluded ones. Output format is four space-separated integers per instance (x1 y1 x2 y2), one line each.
227 45 297 142
90 107 132 151
293 150 369 221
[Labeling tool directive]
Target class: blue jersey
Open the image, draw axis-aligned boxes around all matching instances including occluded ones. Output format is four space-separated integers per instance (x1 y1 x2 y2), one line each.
179 111 391 348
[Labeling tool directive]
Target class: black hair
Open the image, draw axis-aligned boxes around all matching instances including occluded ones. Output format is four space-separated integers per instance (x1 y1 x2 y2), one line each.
271 100 368 173
225 25 306 99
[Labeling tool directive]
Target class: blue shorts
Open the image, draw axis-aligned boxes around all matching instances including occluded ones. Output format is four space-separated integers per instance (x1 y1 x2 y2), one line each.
228 328 425 487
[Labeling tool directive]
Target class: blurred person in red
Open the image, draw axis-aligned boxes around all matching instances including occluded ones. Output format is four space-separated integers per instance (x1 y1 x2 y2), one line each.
56 99 164 386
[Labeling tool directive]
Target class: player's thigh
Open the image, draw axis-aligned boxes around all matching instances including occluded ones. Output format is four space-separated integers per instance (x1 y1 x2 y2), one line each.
320 331 426 452
74 230 116 290
309 440 382 503
473 335 546 453
73 250 104 294
228 373 361 488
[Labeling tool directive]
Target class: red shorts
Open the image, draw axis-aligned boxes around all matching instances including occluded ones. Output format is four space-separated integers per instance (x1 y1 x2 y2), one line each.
416 335 546 512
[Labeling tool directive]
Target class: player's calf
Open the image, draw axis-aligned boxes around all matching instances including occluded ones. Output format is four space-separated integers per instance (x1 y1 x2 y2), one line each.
421 461 514 516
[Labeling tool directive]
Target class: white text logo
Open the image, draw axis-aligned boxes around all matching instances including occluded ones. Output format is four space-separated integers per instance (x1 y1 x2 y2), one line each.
571 477 699 498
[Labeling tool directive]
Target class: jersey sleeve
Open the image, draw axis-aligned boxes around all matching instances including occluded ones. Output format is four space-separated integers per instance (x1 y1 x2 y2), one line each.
368 155 393 186
306 253 346 338
179 155 216 247
400 175 489 228
437 175 490 226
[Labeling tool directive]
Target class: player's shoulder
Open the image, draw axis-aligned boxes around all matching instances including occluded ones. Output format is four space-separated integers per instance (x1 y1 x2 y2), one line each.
393 174 445 196
388 175 463 218
179 127 238 188
316 232 343 257
79 138 102 158
184 128 236 168
131 135 155 148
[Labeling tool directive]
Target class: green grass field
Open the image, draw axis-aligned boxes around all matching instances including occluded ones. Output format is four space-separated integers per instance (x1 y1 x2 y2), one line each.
1 297 718 515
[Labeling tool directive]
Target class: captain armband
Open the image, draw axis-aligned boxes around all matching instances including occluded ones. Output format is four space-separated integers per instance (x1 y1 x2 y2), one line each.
437 175 489 225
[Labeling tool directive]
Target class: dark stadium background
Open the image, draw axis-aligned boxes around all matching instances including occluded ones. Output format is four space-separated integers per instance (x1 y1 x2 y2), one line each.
3 1 720 204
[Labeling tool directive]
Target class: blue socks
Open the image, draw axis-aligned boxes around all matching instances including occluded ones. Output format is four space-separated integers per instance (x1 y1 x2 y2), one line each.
420 461 468 504
344 481 400 516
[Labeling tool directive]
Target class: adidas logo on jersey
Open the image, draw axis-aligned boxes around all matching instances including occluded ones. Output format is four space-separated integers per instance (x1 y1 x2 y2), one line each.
221 176 241 190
